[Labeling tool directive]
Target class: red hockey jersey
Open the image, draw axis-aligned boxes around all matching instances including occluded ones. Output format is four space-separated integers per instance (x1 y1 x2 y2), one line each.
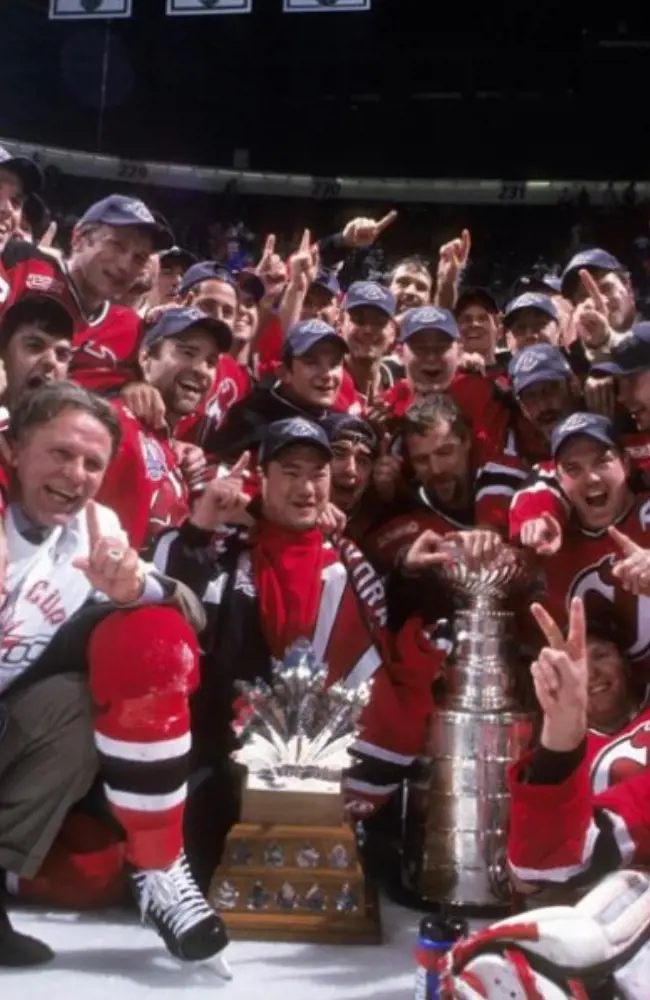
363 488 473 574
509 429 650 541
0 239 143 393
539 495 650 674
96 401 189 552
508 746 650 886
587 694 650 794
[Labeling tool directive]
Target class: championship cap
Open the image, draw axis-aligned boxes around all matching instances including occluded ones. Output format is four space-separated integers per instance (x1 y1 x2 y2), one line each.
178 261 238 297
343 281 396 318
503 292 559 328
400 305 459 343
78 195 174 251
282 319 348 362
509 344 573 394
550 412 617 459
560 248 627 300
259 417 333 464
142 305 232 352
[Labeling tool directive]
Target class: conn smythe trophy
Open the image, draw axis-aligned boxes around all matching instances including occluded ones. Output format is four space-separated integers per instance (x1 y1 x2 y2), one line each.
209 640 381 943
403 544 535 914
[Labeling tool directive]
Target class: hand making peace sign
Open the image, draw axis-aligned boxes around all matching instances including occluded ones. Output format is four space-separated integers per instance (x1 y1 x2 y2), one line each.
529 596 588 753
72 500 145 605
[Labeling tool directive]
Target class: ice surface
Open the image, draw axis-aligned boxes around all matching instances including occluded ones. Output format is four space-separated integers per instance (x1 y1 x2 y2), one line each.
1 897 420 1000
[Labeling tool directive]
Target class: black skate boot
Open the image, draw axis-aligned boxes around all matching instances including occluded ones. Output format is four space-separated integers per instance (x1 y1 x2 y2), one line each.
0 900 54 967
131 852 230 970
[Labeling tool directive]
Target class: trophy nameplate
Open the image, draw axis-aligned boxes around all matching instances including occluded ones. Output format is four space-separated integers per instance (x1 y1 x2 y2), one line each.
208 640 381 943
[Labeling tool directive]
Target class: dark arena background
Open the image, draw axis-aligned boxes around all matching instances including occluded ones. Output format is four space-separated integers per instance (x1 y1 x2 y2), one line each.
2 1 650 290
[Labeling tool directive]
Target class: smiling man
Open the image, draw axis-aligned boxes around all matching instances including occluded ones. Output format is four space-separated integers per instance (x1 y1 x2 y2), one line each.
0 381 226 968
206 318 349 462
1 194 174 395
96 305 231 551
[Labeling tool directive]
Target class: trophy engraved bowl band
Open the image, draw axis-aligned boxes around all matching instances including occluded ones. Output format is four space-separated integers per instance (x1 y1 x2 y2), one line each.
402 543 535 913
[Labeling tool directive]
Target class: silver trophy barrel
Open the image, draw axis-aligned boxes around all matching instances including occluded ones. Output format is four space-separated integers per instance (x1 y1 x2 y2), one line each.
418 709 532 909
402 545 535 913
446 610 517 713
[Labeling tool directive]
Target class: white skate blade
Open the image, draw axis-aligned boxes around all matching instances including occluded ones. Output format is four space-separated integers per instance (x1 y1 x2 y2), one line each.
212 951 233 980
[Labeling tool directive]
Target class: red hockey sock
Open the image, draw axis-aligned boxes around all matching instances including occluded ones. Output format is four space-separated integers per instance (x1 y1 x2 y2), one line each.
88 607 200 872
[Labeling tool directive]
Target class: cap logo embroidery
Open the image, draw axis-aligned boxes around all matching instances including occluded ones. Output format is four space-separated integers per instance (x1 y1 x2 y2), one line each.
412 306 443 324
561 413 594 433
286 418 318 438
301 319 330 334
514 349 547 373
123 199 155 223
356 283 386 301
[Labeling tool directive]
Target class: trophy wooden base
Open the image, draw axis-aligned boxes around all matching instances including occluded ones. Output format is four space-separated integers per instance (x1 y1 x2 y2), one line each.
208 788 381 944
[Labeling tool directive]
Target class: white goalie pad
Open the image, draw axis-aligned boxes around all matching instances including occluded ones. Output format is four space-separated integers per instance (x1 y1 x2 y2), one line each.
441 870 650 999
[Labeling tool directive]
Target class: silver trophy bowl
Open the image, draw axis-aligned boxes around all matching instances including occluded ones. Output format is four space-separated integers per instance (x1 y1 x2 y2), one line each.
402 543 535 914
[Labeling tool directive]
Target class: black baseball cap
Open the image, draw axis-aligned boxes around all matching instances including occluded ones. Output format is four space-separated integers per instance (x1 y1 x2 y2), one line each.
259 417 333 465
0 295 74 346
159 246 198 271
0 146 43 196
78 195 174 252
321 412 380 457
179 261 238 297
454 287 500 317
550 412 618 459
142 305 232 352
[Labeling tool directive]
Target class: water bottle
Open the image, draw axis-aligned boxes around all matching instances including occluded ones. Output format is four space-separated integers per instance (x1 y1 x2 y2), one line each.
414 911 468 999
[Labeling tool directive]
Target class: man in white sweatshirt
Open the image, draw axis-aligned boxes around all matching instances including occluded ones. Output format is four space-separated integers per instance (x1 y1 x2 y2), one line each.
0 381 228 971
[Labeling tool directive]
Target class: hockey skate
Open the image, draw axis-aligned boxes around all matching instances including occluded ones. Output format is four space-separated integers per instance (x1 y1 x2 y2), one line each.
131 852 232 978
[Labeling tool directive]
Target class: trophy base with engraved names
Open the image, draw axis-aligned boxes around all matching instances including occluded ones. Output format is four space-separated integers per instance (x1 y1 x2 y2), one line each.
207 639 381 943
208 785 381 943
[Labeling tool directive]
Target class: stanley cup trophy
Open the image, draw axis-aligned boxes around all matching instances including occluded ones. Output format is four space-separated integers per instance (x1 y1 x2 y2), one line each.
402 543 535 915
208 639 382 943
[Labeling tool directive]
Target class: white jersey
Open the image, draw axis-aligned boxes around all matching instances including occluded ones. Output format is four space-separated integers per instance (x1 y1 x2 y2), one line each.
0 501 135 693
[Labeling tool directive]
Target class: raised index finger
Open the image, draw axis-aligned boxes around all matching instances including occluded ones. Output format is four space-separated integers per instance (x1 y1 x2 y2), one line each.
230 451 250 478
608 525 640 557
530 601 565 650
578 269 606 312
375 210 398 235
86 499 102 550
298 228 311 255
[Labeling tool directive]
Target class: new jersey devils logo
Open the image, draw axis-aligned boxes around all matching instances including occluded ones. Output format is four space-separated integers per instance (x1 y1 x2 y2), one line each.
591 721 650 794
568 555 650 661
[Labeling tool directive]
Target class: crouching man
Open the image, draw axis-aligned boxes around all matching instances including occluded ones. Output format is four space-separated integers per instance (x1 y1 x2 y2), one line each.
0 381 227 968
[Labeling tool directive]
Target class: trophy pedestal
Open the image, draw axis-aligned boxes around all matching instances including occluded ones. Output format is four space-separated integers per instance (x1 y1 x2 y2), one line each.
208 788 381 944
